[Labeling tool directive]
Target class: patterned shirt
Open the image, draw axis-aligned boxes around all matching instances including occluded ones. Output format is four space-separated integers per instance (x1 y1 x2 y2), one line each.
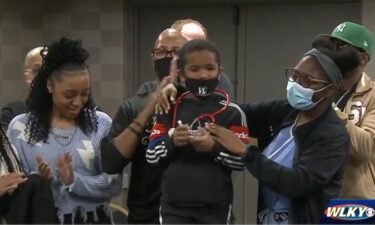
7 111 122 223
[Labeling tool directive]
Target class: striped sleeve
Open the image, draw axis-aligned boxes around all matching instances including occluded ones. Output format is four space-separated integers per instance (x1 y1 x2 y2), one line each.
215 150 246 170
146 114 175 165
212 102 249 170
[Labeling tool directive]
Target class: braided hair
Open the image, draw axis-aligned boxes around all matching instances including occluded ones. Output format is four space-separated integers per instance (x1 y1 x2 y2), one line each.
0 127 23 173
26 37 98 144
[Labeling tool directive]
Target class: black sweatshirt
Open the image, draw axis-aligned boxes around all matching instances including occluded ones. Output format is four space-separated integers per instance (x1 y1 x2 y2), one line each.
146 92 248 207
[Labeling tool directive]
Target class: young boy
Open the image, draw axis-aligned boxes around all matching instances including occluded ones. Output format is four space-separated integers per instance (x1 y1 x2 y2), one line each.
146 39 249 224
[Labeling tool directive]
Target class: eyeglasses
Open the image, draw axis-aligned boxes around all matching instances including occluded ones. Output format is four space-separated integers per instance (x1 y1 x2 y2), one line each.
151 48 180 59
285 68 330 88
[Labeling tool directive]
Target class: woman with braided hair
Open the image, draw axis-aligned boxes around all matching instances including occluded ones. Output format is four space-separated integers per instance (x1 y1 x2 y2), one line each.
7 37 121 224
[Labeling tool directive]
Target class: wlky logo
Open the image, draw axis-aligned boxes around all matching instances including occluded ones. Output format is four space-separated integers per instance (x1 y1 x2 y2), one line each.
321 200 375 224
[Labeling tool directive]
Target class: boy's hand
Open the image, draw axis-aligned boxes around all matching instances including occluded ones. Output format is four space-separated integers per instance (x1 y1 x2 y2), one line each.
172 123 190 147
190 128 215 153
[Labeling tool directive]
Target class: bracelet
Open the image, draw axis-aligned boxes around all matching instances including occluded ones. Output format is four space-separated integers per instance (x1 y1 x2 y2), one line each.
128 125 142 136
132 119 143 129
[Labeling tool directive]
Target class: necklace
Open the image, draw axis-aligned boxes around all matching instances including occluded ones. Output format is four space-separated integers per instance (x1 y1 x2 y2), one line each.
52 127 78 147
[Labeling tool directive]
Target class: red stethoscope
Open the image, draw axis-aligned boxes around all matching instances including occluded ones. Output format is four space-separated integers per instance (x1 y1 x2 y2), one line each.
171 88 230 128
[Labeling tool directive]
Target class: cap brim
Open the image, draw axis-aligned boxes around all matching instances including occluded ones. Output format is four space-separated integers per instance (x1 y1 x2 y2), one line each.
316 33 355 46
316 33 333 39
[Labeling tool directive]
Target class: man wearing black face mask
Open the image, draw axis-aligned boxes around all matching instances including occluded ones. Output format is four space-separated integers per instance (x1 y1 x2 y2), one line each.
100 28 185 224
152 29 186 80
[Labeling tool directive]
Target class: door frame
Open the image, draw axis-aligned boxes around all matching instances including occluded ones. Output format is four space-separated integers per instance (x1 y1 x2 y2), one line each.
122 0 356 97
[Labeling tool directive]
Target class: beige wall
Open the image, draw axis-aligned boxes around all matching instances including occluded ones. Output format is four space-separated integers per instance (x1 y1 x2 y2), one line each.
0 0 125 116
362 0 375 79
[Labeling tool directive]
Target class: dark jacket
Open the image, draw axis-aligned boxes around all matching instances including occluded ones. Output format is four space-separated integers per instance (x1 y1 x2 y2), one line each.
240 100 349 224
146 93 248 206
2 174 57 224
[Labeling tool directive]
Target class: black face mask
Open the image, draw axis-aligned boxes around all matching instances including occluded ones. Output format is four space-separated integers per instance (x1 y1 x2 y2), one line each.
153 57 173 80
185 77 219 98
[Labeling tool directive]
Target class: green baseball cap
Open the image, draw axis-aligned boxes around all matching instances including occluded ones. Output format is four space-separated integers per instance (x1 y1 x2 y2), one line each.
329 21 374 58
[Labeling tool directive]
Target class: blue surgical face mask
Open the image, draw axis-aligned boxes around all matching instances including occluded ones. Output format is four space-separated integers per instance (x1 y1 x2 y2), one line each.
286 81 329 110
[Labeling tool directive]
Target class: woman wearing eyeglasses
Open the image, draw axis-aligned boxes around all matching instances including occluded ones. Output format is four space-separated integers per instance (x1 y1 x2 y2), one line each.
205 38 360 224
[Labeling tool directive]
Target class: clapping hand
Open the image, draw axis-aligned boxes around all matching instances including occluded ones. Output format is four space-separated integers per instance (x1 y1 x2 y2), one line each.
36 155 52 182
57 152 74 186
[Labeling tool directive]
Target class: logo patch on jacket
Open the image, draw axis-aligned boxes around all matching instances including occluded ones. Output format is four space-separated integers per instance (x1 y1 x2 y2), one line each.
149 123 168 141
229 125 249 144
348 101 366 125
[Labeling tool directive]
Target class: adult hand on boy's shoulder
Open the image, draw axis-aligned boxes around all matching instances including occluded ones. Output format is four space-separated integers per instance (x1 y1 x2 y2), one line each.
190 128 215 153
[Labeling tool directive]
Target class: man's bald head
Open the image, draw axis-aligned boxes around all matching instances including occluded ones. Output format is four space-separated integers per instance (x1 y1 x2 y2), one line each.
153 28 187 49
24 46 45 88
171 19 207 41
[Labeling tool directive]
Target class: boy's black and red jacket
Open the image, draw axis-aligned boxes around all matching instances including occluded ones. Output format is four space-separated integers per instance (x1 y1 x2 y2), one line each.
146 91 249 207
